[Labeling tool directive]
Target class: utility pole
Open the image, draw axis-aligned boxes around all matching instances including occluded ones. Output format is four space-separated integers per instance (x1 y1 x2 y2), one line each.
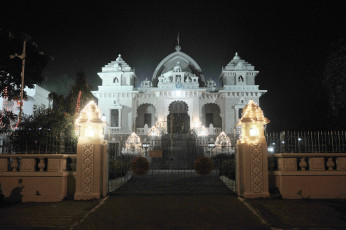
10 40 26 124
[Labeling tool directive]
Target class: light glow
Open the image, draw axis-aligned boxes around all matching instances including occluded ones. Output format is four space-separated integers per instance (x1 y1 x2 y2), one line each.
249 126 260 136
75 101 106 140
237 100 269 144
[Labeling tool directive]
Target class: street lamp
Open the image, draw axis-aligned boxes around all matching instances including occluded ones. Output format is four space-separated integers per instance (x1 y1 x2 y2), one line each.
207 142 216 157
10 39 27 124
142 142 150 158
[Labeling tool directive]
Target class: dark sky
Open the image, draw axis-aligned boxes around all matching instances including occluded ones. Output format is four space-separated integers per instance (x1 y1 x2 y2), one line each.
1 0 345 131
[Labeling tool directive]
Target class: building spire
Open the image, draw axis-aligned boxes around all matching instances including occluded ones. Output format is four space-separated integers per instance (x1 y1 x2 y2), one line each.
175 32 181 51
177 32 180 46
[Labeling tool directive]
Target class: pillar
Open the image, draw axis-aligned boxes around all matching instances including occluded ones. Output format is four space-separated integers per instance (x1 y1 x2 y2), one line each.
74 101 108 200
236 100 270 198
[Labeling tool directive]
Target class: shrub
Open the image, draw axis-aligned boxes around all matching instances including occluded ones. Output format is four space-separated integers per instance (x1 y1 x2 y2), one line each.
130 157 149 175
220 158 235 180
109 160 130 179
194 156 214 175
211 153 234 170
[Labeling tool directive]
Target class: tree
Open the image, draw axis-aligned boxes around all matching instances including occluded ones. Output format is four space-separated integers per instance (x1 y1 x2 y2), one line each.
0 29 50 100
64 71 95 117
322 36 346 129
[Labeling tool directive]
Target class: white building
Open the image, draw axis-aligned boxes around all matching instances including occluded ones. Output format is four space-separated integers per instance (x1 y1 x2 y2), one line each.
92 45 266 155
0 84 50 116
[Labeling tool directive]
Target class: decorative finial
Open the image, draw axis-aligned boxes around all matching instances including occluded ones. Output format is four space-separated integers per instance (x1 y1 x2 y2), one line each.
175 32 181 51
233 52 240 60
177 32 180 46
116 54 122 61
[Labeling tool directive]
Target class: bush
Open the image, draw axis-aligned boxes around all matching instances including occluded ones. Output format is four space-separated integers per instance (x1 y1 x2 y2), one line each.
220 158 235 180
116 154 138 163
109 160 130 179
130 157 149 175
194 156 214 175
211 153 234 170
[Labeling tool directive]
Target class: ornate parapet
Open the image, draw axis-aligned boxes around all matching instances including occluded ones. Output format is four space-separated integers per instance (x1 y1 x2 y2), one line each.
270 153 346 199
0 154 76 202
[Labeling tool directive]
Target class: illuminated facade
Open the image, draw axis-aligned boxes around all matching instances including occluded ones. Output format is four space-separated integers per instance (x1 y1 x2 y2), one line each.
92 45 267 144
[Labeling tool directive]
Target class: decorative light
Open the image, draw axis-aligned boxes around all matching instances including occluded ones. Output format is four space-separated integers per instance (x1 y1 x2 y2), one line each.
197 125 209 136
75 91 82 115
0 87 20 130
237 100 269 144
207 143 216 148
85 125 95 137
215 132 231 147
148 125 161 137
249 125 260 137
75 101 106 140
193 117 202 129
268 146 274 153
125 132 142 154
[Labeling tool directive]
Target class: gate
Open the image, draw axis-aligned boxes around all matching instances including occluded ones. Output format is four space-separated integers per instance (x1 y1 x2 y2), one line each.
108 133 236 195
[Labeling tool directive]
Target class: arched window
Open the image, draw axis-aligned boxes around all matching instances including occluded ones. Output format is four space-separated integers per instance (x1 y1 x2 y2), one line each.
113 77 119 83
238 76 244 82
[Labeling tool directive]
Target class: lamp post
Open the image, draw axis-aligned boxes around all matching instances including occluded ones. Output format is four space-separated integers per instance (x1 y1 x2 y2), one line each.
142 142 150 158
10 40 26 124
207 142 216 157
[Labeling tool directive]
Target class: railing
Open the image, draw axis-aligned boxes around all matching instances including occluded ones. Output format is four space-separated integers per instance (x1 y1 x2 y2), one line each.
0 154 76 172
265 131 346 153
106 127 122 134
0 130 77 154
136 128 148 135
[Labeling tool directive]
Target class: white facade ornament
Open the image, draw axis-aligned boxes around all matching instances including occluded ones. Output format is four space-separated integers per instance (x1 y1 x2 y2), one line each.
91 44 267 137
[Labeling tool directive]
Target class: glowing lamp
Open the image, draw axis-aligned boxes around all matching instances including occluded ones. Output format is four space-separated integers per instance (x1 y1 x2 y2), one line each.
237 100 269 144
249 126 260 137
85 126 95 137
75 101 106 141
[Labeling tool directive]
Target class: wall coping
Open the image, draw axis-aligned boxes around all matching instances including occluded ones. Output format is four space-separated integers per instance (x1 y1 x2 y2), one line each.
0 154 76 158
269 170 346 176
273 153 346 158
0 171 71 177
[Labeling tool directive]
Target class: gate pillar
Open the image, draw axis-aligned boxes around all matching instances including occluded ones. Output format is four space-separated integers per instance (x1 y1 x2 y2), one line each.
74 101 108 200
236 100 270 198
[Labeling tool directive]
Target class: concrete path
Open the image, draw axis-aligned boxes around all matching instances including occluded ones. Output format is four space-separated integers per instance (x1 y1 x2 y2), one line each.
75 172 269 230
112 171 233 195
76 195 269 230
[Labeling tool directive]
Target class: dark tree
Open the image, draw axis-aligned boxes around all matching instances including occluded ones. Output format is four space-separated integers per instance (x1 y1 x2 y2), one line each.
0 29 50 100
64 71 95 116
322 36 346 129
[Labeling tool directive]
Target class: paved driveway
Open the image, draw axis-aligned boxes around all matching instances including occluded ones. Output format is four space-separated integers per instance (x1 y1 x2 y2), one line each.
77 171 269 230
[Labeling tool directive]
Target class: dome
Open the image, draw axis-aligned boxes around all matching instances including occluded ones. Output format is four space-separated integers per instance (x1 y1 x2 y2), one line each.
152 46 205 87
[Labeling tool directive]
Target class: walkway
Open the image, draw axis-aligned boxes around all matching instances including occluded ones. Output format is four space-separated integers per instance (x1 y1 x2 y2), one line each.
112 170 232 195
77 171 269 230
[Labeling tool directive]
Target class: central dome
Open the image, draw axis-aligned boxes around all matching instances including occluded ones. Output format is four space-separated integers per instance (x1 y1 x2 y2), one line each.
152 46 205 87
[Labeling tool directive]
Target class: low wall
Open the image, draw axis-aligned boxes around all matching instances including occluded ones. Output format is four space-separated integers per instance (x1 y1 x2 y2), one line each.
0 154 76 202
269 153 346 199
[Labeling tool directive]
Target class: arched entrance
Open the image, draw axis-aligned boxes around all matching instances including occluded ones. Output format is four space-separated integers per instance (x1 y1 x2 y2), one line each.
136 104 157 128
167 101 190 134
201 103 222 128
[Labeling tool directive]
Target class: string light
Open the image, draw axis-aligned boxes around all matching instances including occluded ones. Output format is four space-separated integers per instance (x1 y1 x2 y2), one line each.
215 131 231 147
148 125 161 137
238 99 269 144
75 91 82 115
0 87 20 130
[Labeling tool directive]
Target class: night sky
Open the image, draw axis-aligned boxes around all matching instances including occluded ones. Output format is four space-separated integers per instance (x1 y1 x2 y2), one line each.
1 1 345 131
